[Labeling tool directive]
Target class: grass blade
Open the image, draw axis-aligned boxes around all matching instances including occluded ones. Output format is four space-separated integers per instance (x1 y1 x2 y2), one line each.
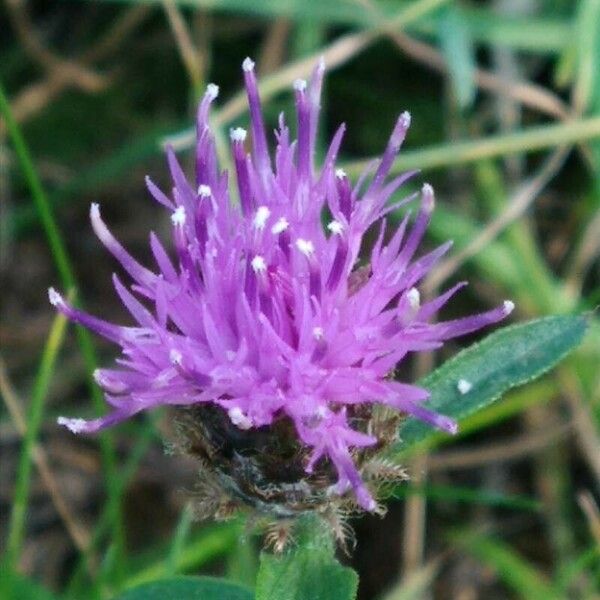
4 311 68 569
0 81 123 575
345 116 600 175
453 533 559 599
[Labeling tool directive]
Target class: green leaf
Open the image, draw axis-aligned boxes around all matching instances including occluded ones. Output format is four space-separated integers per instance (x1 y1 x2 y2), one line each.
122 521 241 589
0 569 59 600
111 576 253 600
392 315 588 454
255 514 358 600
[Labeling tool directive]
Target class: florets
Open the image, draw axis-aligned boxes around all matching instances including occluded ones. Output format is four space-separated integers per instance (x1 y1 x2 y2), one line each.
51 58 510 515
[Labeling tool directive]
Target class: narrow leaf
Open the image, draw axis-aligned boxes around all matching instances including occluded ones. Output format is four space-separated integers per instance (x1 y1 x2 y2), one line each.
391 484 540 512
438 5 476 109
453 533 559 599
392 315 588 454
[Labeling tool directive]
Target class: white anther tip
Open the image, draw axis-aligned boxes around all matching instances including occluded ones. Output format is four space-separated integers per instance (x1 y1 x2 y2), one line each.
327 220 344 235
242 57 255 72
293 78 307 92
57 417 87 434
503 300 515 315
251 255 266 273
399 111 411 128
253 205 271 230
206 83 219 100
197 184 211 197
366 498 377 512
296 238 315 256
313 326 324 340
407 287 420 310
48 287 63 307
422 183 435 213
169 349 183 365
230 127 247 142
335 168 347 180
171 206 186 226
457 379 472 394
228 407 252 430
271 217 289 235
446 419 459 435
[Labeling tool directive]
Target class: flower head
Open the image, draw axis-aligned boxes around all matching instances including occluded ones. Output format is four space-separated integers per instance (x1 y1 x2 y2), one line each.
51 58 511 513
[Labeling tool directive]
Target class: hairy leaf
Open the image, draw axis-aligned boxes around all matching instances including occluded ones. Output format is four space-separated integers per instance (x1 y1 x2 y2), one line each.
393 315 588 454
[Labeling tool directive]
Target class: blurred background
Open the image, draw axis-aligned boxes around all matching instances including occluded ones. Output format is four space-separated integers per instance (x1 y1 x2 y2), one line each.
1 0 599 598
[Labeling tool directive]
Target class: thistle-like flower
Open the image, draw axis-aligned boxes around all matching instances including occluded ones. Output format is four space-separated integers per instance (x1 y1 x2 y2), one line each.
50 58 512 517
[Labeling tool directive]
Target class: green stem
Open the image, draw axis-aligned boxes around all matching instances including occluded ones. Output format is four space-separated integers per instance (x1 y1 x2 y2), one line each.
5 312 68 569
344 116 600 175
0 82 123 573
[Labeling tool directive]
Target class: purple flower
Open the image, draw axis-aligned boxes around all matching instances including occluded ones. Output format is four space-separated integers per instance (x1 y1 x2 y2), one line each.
50 58 512 511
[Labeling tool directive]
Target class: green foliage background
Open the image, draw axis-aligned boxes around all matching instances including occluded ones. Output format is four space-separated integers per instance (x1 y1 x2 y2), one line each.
1 1 599 598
